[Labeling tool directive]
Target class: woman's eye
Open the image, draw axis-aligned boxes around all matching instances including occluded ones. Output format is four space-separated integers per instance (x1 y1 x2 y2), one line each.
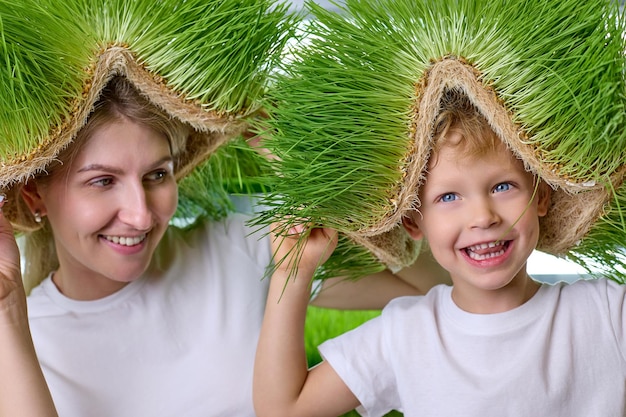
494 182 511 193
146 169 169 182
90 177 113 187
440 193 457 203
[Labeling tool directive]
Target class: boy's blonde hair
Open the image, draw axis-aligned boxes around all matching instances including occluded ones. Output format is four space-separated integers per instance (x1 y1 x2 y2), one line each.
431 89 501 161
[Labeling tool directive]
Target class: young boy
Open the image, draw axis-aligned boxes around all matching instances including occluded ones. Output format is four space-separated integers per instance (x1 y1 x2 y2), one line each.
253 92 626 417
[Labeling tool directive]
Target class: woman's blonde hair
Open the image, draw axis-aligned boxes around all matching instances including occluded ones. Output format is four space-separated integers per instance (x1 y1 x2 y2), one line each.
21 76 190 294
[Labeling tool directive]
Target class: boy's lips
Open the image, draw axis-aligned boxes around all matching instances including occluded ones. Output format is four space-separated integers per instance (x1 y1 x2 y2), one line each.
463 240 510 261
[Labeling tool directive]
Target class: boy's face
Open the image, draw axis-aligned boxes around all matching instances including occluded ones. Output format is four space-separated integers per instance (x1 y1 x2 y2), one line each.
403 132 550 312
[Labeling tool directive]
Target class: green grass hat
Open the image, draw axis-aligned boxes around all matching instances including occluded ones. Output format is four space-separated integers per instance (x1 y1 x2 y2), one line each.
258 0 626 281
0 0 297 231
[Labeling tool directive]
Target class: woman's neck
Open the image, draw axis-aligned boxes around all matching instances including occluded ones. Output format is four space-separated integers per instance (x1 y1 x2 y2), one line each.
51 270 130 301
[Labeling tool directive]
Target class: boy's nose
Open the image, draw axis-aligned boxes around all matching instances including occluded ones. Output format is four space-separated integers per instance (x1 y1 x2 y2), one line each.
469 199 500 229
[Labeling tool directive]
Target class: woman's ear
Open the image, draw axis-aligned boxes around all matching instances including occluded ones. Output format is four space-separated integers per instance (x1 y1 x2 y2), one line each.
20 180 46 216
402 213 424 241
536 181 552 217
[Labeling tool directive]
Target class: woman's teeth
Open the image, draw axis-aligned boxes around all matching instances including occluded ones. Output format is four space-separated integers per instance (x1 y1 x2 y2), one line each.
104 235 146 246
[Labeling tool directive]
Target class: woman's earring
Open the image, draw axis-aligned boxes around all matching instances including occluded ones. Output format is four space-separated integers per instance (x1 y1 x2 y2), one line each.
34 210 42 223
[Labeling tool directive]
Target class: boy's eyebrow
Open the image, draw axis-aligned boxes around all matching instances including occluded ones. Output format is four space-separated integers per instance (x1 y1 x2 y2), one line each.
77 156 174 175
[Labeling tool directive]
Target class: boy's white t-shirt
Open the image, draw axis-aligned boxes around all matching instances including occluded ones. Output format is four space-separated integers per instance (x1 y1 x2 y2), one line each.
27 213 272 417
320 279 626 417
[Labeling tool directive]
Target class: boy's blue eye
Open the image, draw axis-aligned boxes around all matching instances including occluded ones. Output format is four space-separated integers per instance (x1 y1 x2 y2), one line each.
494 183 511 193
440 193 457 202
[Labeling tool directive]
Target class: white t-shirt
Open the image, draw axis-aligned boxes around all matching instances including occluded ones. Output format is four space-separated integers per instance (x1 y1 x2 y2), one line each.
320 279 626 417
28 213 272 417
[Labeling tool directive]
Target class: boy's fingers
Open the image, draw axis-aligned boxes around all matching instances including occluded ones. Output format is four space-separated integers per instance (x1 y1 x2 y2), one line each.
288 223 307 236
322 228 338 241
271 219 310 238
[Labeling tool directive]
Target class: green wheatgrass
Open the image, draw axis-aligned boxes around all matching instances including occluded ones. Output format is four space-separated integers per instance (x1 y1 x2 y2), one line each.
175 137 272 223
568 179 626 283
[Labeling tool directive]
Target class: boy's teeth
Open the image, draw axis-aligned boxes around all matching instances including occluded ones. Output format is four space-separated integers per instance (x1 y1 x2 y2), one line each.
104 235 146 246
465 241 506 260
467 248 505 261
465 241 506 261
467 241 498 251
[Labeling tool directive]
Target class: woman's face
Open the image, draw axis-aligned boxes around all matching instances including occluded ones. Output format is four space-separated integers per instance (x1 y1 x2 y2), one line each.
28 117 178 300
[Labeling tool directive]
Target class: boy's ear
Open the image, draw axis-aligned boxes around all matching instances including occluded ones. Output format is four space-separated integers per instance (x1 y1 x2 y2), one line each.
20 180 46 216
402 213 424 240
536 180 552 217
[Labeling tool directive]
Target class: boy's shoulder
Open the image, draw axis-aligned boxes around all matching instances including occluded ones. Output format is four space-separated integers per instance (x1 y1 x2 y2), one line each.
558 277 626 304
557 277 623 295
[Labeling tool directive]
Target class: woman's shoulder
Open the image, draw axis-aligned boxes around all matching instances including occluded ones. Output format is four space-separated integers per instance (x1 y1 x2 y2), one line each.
186 213 268 251
156 212 271 267
26 275 61 318
169 211 265 239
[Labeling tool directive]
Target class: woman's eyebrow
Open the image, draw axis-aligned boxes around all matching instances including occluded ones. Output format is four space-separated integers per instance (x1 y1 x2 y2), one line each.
77 156 174 174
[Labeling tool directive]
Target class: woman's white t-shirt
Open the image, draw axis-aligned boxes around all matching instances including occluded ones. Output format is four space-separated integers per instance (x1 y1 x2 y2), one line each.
28 213 271 417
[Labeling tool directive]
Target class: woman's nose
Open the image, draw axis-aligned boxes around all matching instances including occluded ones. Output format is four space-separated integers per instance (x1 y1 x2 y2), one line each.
117 184 152 230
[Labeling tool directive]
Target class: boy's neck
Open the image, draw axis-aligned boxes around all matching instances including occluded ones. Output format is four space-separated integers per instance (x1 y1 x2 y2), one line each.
450 274 540 314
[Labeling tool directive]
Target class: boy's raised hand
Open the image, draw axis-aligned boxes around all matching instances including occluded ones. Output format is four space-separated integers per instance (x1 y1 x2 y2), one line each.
255 224 359 417
269 222 338 279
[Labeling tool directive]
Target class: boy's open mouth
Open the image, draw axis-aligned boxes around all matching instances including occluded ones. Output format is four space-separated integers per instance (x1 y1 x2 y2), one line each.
464 240 511 261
